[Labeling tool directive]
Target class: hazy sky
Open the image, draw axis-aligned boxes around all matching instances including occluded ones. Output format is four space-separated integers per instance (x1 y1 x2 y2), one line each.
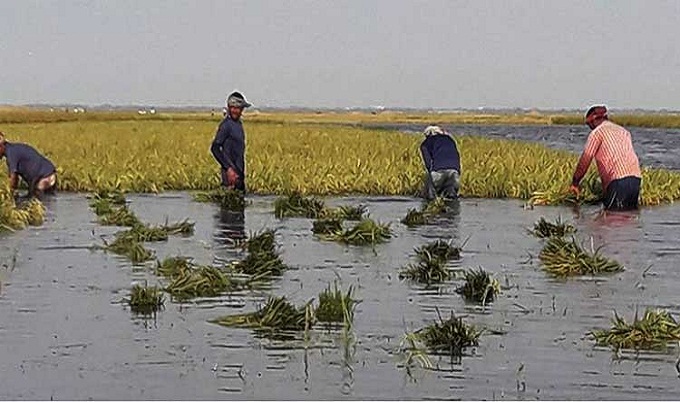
2 0 679 109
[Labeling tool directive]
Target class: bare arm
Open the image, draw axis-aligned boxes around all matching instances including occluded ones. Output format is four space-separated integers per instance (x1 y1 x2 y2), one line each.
9 172 18 191
572 132 602 186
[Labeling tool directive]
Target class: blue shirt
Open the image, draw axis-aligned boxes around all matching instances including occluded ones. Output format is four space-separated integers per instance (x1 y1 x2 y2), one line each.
420 135 461 173
4 142 56 185
210 116 245 177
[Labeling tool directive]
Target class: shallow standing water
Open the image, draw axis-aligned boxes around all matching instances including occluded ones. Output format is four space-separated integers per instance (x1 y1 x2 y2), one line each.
1 193 680 400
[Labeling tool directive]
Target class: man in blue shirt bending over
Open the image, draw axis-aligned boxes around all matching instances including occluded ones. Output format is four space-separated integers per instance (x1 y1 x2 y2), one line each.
420 125 461 200
0 132 57 198
210 91 252 192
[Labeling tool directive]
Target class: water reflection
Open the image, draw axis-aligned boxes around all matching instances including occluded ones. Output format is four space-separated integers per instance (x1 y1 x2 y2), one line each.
213 207 246 267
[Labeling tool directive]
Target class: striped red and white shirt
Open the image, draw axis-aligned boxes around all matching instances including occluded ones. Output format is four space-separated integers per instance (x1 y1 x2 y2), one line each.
572 120 641 192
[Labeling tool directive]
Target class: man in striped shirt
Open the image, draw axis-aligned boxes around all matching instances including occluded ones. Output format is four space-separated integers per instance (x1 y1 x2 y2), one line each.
570 105 642 210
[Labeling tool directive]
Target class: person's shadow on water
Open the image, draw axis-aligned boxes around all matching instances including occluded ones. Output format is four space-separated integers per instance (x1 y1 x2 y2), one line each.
214 207 246 248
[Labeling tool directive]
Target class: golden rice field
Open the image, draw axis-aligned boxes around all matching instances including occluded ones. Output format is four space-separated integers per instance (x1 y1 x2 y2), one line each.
2 110 680 230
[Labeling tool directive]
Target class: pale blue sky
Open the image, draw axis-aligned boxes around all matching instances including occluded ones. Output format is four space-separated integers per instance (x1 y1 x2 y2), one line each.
1 0 679 109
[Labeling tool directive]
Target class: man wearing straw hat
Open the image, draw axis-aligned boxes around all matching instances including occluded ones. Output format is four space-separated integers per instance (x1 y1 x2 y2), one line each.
570 105 642 210
420 125 461 200
0 131 57 198
210 91 252 192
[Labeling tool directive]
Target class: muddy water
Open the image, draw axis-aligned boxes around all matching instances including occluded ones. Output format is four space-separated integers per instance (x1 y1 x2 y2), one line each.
373 123 680 171
2 193 680 400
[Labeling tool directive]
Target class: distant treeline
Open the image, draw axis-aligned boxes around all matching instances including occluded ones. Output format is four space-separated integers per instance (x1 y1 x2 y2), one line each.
551 114 680 129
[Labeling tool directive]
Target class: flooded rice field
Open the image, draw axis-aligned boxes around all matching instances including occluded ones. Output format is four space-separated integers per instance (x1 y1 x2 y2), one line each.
2 193 680 400
374 123 680 171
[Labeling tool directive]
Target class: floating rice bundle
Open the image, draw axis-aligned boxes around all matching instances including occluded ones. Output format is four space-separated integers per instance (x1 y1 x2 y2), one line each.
98 205 142 227
401 197 450 228
165 265 236 299
274 192 325 219
591 309 680 351
244 229 276 254
128 283 164 315
455 267 500 305
331 218 392 245
311 218 343 236
539 236 624 277
401 208 428 227
211 295 313 332
414 239 461 262
531 216 576 238
118 224 169 242
315 282 359 324
321 204 368 221
103 235 155 263
156 256 192 278
232 250 287 277
414 310 482 356
89 190 126 215
162 219 195 236
399 253 450 285
193 187 245 211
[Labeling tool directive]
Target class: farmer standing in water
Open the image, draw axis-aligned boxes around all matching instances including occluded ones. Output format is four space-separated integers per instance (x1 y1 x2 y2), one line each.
420 125 461 200
210 91 252 192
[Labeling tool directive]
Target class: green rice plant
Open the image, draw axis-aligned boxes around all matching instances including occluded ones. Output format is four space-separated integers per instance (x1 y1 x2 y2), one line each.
211 295 313 332
455 267 501 305
311 217 343 236
165 265 235 300
156 256 192 278
401 208 428 227
423 197 448 215
591 309 680 351
274 192 325 218
531 216 576 238
331 218 392 245
399 252 451 285
103 235 154 263
117 224 169 242
128 283 164 314
244 229 276 254
539 236 624 277
193 187 245 210
322 204 368 220
98 205 142 227
231 250 287 277
162 219 195 236
414 310 482 356
0 185 46 231
315 282 360 324
414 239 461 262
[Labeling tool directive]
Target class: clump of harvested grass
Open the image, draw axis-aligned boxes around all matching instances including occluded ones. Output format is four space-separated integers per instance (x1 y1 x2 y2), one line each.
162 219 195 236
165 265 236 300
0 192 46 231
194 187 245 210
414 240 461 262
89 190 126 215
399 253 450 285
329 218 392 245
211 295 313 332
128 283 164 314
591 309 680 351
530 175 603 206
531 216 576 238
315 282 360 324
243 229 276 254
322 204 368 221
156 256 192 278
413 310 482 356
455 267 500 305
98 205 142 227
274 192 325 218
401 197 450 227
539 236 624 277
232 251 287 277
103 235 155 263
311 218 343 236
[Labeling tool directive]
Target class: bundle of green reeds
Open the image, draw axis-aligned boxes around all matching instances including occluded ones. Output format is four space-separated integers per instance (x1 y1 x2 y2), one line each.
156 256 192 278
103 235 155 263
212 295 313 331
243 229 276 254
399 253 451 285
315 282 359 324
539 236 624 277
591 309 680 351
414 310 482 356
194 187 246 210
330 219 392 245
414 240 461 262
274 192 325 218
97 205 141 227
531 216 576 238
311 218 344 236
321 204 368 221
128 283 164 314
232 251 287 277
455 267 500 305
401 197 450 227
165 265 236 300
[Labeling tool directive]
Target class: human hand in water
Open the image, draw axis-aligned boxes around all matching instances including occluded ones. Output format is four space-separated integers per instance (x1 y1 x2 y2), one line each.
569 184 580 197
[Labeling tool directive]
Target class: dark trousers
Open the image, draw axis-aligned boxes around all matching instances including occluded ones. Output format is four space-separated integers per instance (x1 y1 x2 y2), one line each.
603 176 641 211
